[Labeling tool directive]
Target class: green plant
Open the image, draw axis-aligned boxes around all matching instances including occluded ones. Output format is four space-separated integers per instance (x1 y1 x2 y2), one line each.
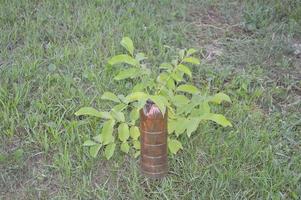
75 37 232 159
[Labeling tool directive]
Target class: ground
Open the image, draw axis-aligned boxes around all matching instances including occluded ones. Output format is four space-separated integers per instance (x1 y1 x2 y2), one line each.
0 0 301 199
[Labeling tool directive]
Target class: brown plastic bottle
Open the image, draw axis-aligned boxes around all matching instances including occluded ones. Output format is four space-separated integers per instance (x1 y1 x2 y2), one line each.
140 100 168 178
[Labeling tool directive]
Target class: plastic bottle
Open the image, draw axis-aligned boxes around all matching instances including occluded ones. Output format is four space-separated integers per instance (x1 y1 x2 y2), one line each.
140 100 168 178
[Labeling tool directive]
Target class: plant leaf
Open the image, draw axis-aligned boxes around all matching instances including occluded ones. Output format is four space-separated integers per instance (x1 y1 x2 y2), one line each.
168 119 177 134
89 144 102 158
209 92 232 104
190 101 211 117
179 49 185 60
104 143 116 160
101 120 115 145
186 118 200 137
110 109 125 122
177 84 200 94
134 150 140 158
135 52 147 61
118 95 130 104
182 57 200 65
199 101 211 114
133 140 140 149
101 92 120 103
187 48 197 56
177 64 192 77
149 95 168 115
171 71 183 82
126 92 148 102
157 73 168 84
200 113 232 127
172 95 190 107
174 118 189 136
134 100 147 110
118 123 130 142
132 83 145 92
83 140 97 146
130 108 139 122
167 79 175 90
168 139 183 154
130 126 140 140
93 134 102 143
120 37 134 55
159 62 173 70
114 68 139 80
120 142 130 153
112 103 127 112
75 107 111 119
108 54 138 66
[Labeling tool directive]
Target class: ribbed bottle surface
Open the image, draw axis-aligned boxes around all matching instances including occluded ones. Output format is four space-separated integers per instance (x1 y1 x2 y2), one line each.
140 100 168 178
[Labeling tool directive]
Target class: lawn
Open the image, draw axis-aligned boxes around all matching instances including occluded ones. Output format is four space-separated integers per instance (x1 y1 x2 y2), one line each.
1 0 301 199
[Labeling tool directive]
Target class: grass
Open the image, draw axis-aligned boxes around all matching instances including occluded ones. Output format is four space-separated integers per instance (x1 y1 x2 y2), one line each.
1 0 301 199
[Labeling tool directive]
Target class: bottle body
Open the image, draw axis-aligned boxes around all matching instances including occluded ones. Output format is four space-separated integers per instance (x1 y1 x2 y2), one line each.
140 100 168 178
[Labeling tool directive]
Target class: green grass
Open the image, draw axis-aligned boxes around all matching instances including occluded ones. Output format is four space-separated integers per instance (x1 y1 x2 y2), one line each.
1 0 301 199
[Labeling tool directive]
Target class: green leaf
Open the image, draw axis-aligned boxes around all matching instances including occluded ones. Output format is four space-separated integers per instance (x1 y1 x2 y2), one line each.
130 126 140 140
75 107 111 119
135 53 147 61
83 140 97 146
93 134 102 143
149 95 168 115
200 113 232 127
182 57 200 65
104 143 116 160
168 106 176 118
114 68 139 80
159 62 173 70
177 84 200 94
118 123 130 142
133 140 140 149
167 79 175 90
190 101 211 117
89 144 102 158
108 54 138 66
171 71 183 82
157 73 168 83
187 48 197 56
209 93 232 104
171 59 178 66
179 49 185 60
120 37 134 55
120 142 130 153
101 92 120 103
112 103 127 112
199 101 211 114
101 120 115 145
168 119 177 134
110 109 125 122
133 100 146 110
130 108 139 122
176 102 196 115
186 118 200 137
126 92 148 102
132 83 145 92
118 95 130 104
168 139 183 154
168 118 190 136
174 118 189 136
172 95 190 107
177 64 192 77
134 150 140 158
